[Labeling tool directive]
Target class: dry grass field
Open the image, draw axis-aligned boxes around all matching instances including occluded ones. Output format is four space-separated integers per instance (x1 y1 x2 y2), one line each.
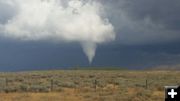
0 70 179 101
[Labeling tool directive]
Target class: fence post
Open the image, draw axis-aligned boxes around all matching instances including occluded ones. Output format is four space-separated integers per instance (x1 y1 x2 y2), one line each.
5 78 8 87
145 79 148 89
94 79 97 92
51 79 54 92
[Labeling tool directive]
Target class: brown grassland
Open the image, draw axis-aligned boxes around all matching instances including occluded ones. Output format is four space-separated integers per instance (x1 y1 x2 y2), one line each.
0 70 179 101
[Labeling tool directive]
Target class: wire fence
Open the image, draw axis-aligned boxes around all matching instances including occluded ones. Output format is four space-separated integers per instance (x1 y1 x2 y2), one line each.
0 77 153 93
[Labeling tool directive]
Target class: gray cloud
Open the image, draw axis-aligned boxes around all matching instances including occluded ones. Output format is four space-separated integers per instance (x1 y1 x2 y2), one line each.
1 0 180 45
0 1 16 24
101 0 180 45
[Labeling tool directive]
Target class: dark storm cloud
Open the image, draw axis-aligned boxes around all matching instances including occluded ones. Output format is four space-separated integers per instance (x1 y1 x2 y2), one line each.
121 0 180 30
0 0 180 71
100 0 180 44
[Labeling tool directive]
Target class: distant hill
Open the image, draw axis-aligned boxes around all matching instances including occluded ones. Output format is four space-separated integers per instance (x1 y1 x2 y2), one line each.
69 67 128 70
148 64 180 70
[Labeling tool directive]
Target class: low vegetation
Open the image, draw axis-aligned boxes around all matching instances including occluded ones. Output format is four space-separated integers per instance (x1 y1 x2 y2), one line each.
0 70 179 101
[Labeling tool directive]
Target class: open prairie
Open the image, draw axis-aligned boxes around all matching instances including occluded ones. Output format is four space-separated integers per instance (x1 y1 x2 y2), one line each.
0 70 179 101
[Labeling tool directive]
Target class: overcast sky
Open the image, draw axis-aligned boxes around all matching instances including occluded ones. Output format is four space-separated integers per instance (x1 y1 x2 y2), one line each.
0 0 180 71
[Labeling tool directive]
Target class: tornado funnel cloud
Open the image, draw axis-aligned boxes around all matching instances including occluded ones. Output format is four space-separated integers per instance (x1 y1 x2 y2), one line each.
82 42 96 63
0 0 115 63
